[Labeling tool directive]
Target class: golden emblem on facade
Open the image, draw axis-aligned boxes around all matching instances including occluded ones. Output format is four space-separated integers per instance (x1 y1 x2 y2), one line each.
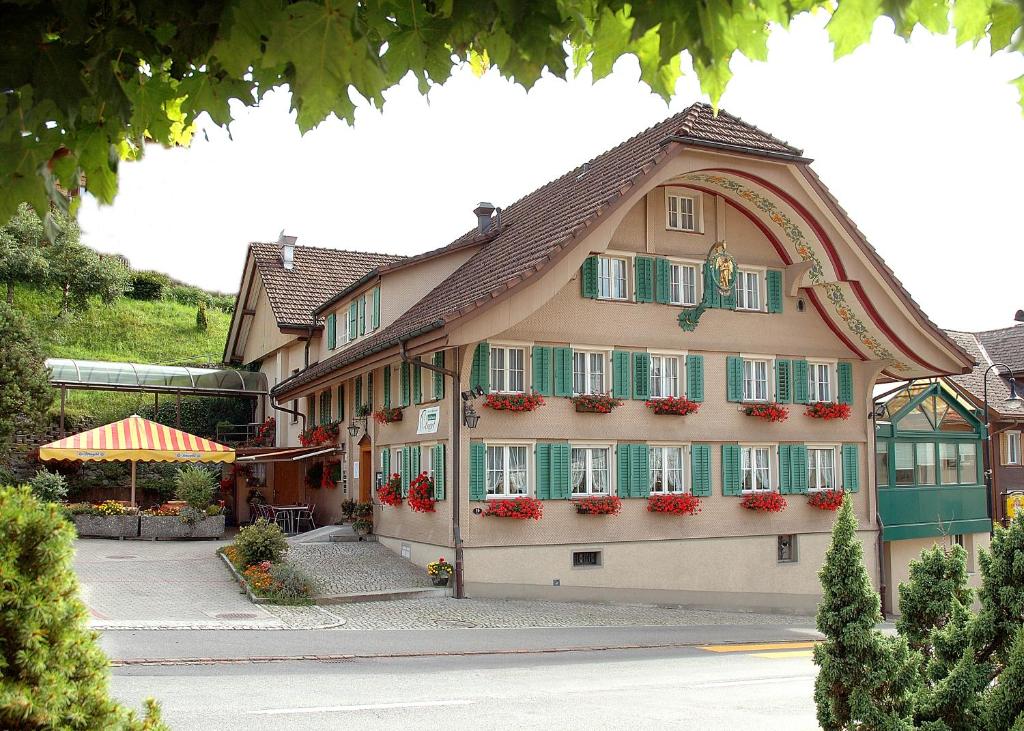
708 241 736 295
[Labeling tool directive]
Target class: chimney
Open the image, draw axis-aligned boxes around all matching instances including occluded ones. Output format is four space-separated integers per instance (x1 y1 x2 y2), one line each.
473 202 496 233
278 230 297 270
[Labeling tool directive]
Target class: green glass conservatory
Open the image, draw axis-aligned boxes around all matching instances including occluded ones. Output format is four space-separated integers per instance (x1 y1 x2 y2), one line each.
874 381 990 541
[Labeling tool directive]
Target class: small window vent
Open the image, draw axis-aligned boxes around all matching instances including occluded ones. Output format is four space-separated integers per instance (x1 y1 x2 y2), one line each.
778 534 797 563
572 550 601 568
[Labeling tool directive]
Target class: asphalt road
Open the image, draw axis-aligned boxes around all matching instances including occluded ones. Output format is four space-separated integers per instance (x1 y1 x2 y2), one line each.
110 643 820 730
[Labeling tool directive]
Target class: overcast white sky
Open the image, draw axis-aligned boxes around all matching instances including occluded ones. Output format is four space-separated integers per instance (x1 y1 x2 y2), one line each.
78 13 1024 331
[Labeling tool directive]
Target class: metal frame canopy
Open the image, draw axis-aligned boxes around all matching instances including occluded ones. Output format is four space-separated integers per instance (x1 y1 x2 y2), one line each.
46 358 268 397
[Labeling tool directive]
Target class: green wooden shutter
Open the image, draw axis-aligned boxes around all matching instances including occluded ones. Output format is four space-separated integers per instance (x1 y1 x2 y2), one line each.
703 263 721 309
469 442 486 500
355 376 363 411
367 372 374 412
327 313 337 350
616 443 631 498
632 444 650 498
581 256 599 299
654 258 671 304
726 355 744 402
837 362 853 405
371 287 380 330
411 446 421 484
791 445 808 493
792 360 809 404
383 366 391 408
686 354 704 402
553 347 573 397
691 444 711 497
381 448 390 478
842 444 860 492
433 444 446 500
401 446 411 496
358 296 366 335
551 442 571 499
348 302 357 341
399 362 411 407
635 256 654 303
775 359 792 403
632 352 651 400
470 343 489 392
433 352 445 400
766 270 783 313
535 443 552 500
612 351 631 399
413 363 422 403
722 444 742 495
532 346 552 396
337 384 345 420
778 444 793 494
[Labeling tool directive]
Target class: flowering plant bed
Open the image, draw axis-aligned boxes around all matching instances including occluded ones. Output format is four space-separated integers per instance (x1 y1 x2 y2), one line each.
744 402 790 422
805 402 851 420
573 495 622 515
247 417 276 446
571 394 623 413
807 490 845 511
408 472 436 513
645 396 701 416
373 407 404 425
377 473 403 506
71 514 140 538
219 548 315 605
298 420 341 446
427 557 453 586
740 492 787 513
647 493 702 515
484 392 545 412
482 496 543 520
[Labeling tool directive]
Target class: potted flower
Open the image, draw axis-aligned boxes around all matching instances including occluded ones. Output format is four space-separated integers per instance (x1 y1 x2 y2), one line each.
806 402 852 420
645 396 700 416
740 492 787 513
141 465 226 539
408 472 436 513
481 496 543 520
298 420 341 446
377 473 403 506
484 392 546 412
745 402 790 422
647 493 702 515
808 490 845 511
573 495 622 515
353 518 373 537
373 407 404 425
427 557 453 587
571 393 623 414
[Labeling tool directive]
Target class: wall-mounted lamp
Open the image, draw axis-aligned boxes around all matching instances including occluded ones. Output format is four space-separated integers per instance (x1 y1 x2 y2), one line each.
461 386 485 428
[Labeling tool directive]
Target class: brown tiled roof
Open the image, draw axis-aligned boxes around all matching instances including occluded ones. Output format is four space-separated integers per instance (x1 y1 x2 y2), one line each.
251 243 404 327
270 105 812 395
945 328 1024 418
976 324 1024 373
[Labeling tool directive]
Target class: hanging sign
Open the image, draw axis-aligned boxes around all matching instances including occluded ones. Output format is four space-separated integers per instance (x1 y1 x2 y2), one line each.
417 406 440 434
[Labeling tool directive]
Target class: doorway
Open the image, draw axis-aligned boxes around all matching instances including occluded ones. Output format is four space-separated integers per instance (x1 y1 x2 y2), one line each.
359 435 372 503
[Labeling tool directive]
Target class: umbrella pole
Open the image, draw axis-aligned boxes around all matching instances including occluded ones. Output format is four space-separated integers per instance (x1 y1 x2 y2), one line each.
130 461 137 507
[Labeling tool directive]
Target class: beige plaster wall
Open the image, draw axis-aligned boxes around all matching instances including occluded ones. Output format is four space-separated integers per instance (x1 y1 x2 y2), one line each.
884 532 990 615
240 285 293 365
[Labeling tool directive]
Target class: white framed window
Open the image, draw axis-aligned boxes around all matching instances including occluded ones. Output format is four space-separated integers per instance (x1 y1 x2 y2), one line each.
808 362 833 403
571 446 611 495
391 447 403 478
597 256 628 300
649 354 682 399
339 309 350 343
743 358 771 402
670 263 699 306
489 345 526 393
573 351 606 395
1006 431 1022 465
422 443 435 482
736 270 763 311
485 445 529 497
665 189 701 232
807 446 838 491
649 446 687 493
741 446 773 492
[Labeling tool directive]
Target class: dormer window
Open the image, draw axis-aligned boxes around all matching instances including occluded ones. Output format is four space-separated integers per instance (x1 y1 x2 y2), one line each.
666 189 701 232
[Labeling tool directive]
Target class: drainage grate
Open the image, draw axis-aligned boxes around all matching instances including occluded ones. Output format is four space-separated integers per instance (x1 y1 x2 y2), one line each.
212 612 259 620
104 555 138 560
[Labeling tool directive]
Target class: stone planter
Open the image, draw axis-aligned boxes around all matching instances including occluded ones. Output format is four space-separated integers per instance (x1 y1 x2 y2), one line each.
73 514 140 538
140 514 225 540
431 574 451 587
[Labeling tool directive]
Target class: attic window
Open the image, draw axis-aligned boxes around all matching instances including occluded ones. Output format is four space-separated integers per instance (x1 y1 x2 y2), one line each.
666 189 701 232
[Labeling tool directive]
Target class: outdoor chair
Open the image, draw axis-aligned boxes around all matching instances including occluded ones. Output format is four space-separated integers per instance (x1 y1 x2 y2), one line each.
296 503 317 532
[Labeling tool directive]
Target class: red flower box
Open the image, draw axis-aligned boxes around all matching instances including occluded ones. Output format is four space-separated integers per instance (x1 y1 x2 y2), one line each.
377 473 403 507
573 495 622 515
805 402 851 420
647 493 702 515
299 421 341 446
482 496 543 520
571 394 623 413
745 402 790 422
407 472 436 513
645 396 701 416
372 407 404 425
740 492 787 513
808 490 845 511
484 392 546 412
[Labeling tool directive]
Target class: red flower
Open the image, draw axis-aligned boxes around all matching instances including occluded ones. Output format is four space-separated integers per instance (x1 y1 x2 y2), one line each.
647 493 702 515
373 407 404 425
807 489 845 511
571 393 623 413
484 392 546 412
644 396 701 416
740 492 787 513
407 472 436 513
299 421 341 446
482 497 543 520
377 473 404 507
805 402 851 420
744 402 790 422
573 495 622 515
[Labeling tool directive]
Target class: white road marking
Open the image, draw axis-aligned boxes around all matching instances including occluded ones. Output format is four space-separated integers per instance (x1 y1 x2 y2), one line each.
247 699 477 715
690 675 814 689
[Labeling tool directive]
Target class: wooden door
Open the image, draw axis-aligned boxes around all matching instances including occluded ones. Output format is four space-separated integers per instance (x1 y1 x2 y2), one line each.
273 461 303 505
359 436 372 502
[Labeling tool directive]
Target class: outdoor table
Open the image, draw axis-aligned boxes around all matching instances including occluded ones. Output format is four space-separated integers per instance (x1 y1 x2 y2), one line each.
268 505 306 534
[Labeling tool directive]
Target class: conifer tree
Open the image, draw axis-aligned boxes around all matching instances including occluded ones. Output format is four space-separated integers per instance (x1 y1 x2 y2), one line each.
0 486 165 729
896 544 972 657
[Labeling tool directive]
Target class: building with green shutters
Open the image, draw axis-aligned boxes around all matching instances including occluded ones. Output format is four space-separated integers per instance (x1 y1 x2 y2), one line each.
236 104 976 613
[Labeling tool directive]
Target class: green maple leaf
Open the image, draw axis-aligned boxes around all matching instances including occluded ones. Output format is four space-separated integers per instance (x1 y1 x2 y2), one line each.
988 1 1022 52
76 129 118 205
828 0 884 59
902 0 951 36
954 0 995 46
180 72 251 128
590 7 634 80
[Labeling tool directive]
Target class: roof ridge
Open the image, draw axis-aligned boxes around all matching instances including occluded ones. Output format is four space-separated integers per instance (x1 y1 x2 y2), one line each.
250 241 407 259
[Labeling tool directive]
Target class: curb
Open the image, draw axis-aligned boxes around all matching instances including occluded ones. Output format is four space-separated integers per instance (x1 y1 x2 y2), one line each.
316 587 452 605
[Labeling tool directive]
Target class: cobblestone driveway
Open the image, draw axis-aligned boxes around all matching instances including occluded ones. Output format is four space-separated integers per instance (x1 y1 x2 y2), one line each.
286 542 434 596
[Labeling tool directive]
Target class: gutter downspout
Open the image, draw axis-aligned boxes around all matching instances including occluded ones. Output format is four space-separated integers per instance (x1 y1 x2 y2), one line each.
303 327 313 368
399 339 465 599
270 398 306 434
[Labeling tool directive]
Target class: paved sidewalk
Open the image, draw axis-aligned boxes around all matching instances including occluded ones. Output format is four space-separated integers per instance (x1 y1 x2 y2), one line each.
286 542 434 596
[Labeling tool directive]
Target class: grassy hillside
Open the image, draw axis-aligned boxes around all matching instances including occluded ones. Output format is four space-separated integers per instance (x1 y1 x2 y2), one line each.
13 285 234 424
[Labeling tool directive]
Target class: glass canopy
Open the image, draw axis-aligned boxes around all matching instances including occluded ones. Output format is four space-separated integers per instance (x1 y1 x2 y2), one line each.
46 358 268 396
